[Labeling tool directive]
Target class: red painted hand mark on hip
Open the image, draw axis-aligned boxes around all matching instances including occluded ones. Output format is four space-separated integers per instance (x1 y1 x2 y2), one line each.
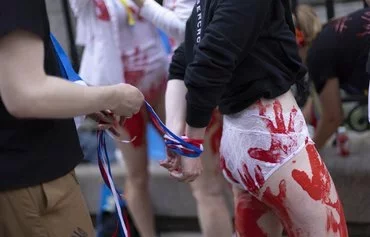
248 100 299 163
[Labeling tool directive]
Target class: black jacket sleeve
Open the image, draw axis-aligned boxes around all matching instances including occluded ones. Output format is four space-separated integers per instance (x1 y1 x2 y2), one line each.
169 43 186 80
184 0 270 128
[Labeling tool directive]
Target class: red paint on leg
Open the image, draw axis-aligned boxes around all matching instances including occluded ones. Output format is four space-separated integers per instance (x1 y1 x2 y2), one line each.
248 101 299 164
206 110 222 154
122 110 145 147
238 164 260 196
292 142 348 236
235 192 268 237
255 165 265 187
262 180 298 236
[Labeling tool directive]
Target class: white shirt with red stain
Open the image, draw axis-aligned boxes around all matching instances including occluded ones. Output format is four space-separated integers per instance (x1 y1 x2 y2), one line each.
139 0 195 50
69 0 168 98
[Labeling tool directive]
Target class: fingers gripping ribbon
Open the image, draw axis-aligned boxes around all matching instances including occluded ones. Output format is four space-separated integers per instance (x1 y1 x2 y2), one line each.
97 102 204 237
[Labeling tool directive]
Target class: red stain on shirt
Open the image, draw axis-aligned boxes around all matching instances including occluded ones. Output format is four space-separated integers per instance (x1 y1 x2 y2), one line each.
358 12 370 37
292 141 348 236
248 100 299 164
235 192 268 237
93 0 110 21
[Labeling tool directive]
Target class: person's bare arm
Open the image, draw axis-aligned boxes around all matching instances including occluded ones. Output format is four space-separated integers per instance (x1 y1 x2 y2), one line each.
165 79 187 134
0 30 143 118
313 78 343 149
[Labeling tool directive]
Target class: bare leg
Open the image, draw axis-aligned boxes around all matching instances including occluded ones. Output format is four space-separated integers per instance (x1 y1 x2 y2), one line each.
259 142 348 237
233 187 283 237
190 112 233 237
117 109 155 237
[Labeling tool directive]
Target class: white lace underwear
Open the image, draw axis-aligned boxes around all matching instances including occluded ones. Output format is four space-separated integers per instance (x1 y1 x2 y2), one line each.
220 91 310 194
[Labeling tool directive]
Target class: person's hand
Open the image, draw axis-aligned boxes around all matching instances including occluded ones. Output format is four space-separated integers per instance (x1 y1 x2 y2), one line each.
160 149 181 173
87 110 125 137
173 157 203 182
160 152 203 183
132 0 145 8
112 83 144 118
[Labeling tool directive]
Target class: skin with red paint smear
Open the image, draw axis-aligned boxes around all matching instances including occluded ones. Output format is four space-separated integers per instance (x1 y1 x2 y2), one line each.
238 164 264 196
248 100 299 164
292 142 348 236
235 192 268 237
122 110 145 147
206 110 222 154
262 180 302 237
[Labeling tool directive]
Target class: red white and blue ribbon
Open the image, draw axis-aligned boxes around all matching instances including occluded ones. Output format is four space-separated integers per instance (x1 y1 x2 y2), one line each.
145 101 204 158
97 130 130 237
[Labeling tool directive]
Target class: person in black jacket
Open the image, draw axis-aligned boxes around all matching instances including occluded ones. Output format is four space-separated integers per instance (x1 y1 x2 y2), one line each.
161 0 348 236
296 5 370 150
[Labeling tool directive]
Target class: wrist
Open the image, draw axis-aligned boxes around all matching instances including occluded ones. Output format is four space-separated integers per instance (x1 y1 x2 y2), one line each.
185 125 206 139
99 85 120 112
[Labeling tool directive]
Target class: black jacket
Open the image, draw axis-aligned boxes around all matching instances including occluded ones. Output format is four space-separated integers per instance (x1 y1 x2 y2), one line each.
169 0 306 128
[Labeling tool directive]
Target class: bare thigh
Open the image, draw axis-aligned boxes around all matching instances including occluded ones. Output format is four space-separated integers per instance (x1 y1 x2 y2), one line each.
259 143 348 237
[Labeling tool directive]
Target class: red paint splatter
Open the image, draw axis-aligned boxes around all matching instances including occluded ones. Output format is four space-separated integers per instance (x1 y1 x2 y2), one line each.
238 164 263 196
122 110 145 147
292 160 296 164
332 16 351 33
255 165 264 187
220 155 239 184
206 110 222 154
122 48 146 86
93 0 110 21
262 180 298 236
235 192 268 237
357 12 370 37
292 142 348 236
248 100 299 164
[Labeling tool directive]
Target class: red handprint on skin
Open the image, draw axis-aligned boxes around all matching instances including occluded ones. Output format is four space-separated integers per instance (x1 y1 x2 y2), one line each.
248 100 300 164
238 164 264 196
235 192 269 237
262 180 302 236
292 141 348 236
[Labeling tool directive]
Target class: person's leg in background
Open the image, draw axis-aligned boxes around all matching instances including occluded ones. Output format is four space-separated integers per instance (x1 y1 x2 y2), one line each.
0 171 95 237
116 109 156 237
189 111 233 237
